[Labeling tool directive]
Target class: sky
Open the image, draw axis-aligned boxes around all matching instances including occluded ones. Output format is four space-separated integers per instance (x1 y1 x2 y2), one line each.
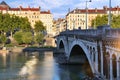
1 0 120 19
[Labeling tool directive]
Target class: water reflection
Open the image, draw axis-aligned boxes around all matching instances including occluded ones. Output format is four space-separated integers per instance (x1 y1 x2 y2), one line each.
0 53 7 67
19 56 38 79
0 51 92 80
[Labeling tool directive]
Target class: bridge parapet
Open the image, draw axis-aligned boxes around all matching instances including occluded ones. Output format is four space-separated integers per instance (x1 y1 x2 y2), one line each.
59 25 120 40
105 29 120 38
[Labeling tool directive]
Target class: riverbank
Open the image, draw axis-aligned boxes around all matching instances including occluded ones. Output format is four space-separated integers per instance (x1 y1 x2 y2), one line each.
7 47 56 53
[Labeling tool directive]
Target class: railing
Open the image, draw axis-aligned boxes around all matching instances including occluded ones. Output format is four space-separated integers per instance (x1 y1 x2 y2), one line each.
59 25 120 40
105 29 120 38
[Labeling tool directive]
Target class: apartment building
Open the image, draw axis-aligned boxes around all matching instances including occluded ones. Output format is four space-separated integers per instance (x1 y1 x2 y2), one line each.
0 1 53 35
40 10 53 36
66 6 120 30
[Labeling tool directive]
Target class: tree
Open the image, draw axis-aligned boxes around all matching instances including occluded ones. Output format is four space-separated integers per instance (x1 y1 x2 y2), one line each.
13 31 23 45
0 35 7 46
92 15 108 29
91 14 120 28
22 32 33 45
111 15 120 28
35 32 44 46
34 20 46 33
20 17 32 32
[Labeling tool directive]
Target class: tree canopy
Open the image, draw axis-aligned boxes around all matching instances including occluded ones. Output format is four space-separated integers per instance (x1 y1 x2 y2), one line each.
91 14 120 28
34 20 46 32
0 13 31 35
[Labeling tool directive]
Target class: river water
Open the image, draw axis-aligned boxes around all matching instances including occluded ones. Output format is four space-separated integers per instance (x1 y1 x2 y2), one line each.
0 51 93 80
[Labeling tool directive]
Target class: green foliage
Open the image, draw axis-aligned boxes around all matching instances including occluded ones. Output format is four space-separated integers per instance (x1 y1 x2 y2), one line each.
91 14 120 28
34 20 46 32
0 35 7 46
0 13 31 36
35 32 44 45
20 17 32 31
111 15 120 28
14 31 33 45
13 31 23 44
22 32 33 44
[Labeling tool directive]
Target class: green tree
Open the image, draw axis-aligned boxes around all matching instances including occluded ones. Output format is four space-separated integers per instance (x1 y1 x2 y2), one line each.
13 31 23 45
92 15 108 29
35 32 44 46
2 13 11 34
0 35 7 46
112 15 120 28
91 14 120 28
22 32 33 45
20 17 31 32
34 20 46 33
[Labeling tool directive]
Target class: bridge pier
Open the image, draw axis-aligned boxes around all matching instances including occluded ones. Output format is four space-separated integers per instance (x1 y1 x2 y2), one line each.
110 55 113 80
117 57 120 80
99 41 104 76
95 47 98 74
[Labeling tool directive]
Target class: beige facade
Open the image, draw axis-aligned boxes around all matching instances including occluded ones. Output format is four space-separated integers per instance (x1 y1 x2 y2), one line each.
66 6 120 30
0 1 53 35
40 11 53 36
52 18 66 36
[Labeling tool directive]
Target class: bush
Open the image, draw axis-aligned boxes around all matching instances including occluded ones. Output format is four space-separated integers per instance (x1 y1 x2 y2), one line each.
13 31 23 44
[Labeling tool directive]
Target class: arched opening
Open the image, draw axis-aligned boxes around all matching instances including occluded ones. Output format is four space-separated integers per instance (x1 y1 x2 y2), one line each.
112 54 117 78
104 52 110 79
69 45 93 77
93 48 95 63
59 41 64 49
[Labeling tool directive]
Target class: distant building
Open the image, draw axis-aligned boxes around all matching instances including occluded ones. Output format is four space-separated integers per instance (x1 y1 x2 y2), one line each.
66 6 120 30
0 1 53 35
52 18 66 36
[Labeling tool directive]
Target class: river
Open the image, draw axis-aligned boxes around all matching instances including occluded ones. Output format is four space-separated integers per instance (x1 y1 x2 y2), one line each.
0 51 93 80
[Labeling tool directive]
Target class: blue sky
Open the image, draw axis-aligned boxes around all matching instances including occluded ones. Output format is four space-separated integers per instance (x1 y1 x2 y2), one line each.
1 0 120 19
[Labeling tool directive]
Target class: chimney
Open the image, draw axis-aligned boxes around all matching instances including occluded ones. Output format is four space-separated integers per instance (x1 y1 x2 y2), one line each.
103 6 107 10
19 6 22 11
48 10 50 13
95 8 97 12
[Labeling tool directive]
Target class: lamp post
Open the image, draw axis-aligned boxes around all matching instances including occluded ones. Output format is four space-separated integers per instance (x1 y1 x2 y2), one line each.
85 0 92 29
108 0 111 27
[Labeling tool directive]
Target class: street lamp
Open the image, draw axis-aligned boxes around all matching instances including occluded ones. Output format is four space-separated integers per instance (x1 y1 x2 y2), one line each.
108 0 111 27
85 0 92 29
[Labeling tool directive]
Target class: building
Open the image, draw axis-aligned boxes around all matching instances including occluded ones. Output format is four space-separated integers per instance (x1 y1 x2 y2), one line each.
66 6 120 30
52 18 66 36
0 1 53 35
40 10 53 36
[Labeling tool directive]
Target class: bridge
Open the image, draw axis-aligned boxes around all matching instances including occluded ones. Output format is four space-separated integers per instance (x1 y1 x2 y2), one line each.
55 25 120 80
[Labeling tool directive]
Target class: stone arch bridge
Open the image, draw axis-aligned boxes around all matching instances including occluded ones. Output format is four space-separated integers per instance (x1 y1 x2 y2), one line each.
55 25 120 80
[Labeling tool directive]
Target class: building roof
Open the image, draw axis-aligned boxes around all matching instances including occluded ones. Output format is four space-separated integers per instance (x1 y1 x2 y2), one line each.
0 1 10 8
0 1 40 11
67 6 120 15
41 10 51 14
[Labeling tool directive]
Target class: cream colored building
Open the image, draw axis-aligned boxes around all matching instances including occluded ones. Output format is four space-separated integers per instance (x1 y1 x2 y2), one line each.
66 6 120 30
52 18 66 36
40 10 53 36
0 1 53 35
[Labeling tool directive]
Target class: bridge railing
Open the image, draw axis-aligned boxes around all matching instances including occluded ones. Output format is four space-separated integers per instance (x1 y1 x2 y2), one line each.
105 29 120 38
60 29 98 36
59 25 120 39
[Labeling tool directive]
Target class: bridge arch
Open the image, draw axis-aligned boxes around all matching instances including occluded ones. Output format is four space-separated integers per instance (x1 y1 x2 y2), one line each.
57 38 68 55
59 40 64 49
68 40 95 73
